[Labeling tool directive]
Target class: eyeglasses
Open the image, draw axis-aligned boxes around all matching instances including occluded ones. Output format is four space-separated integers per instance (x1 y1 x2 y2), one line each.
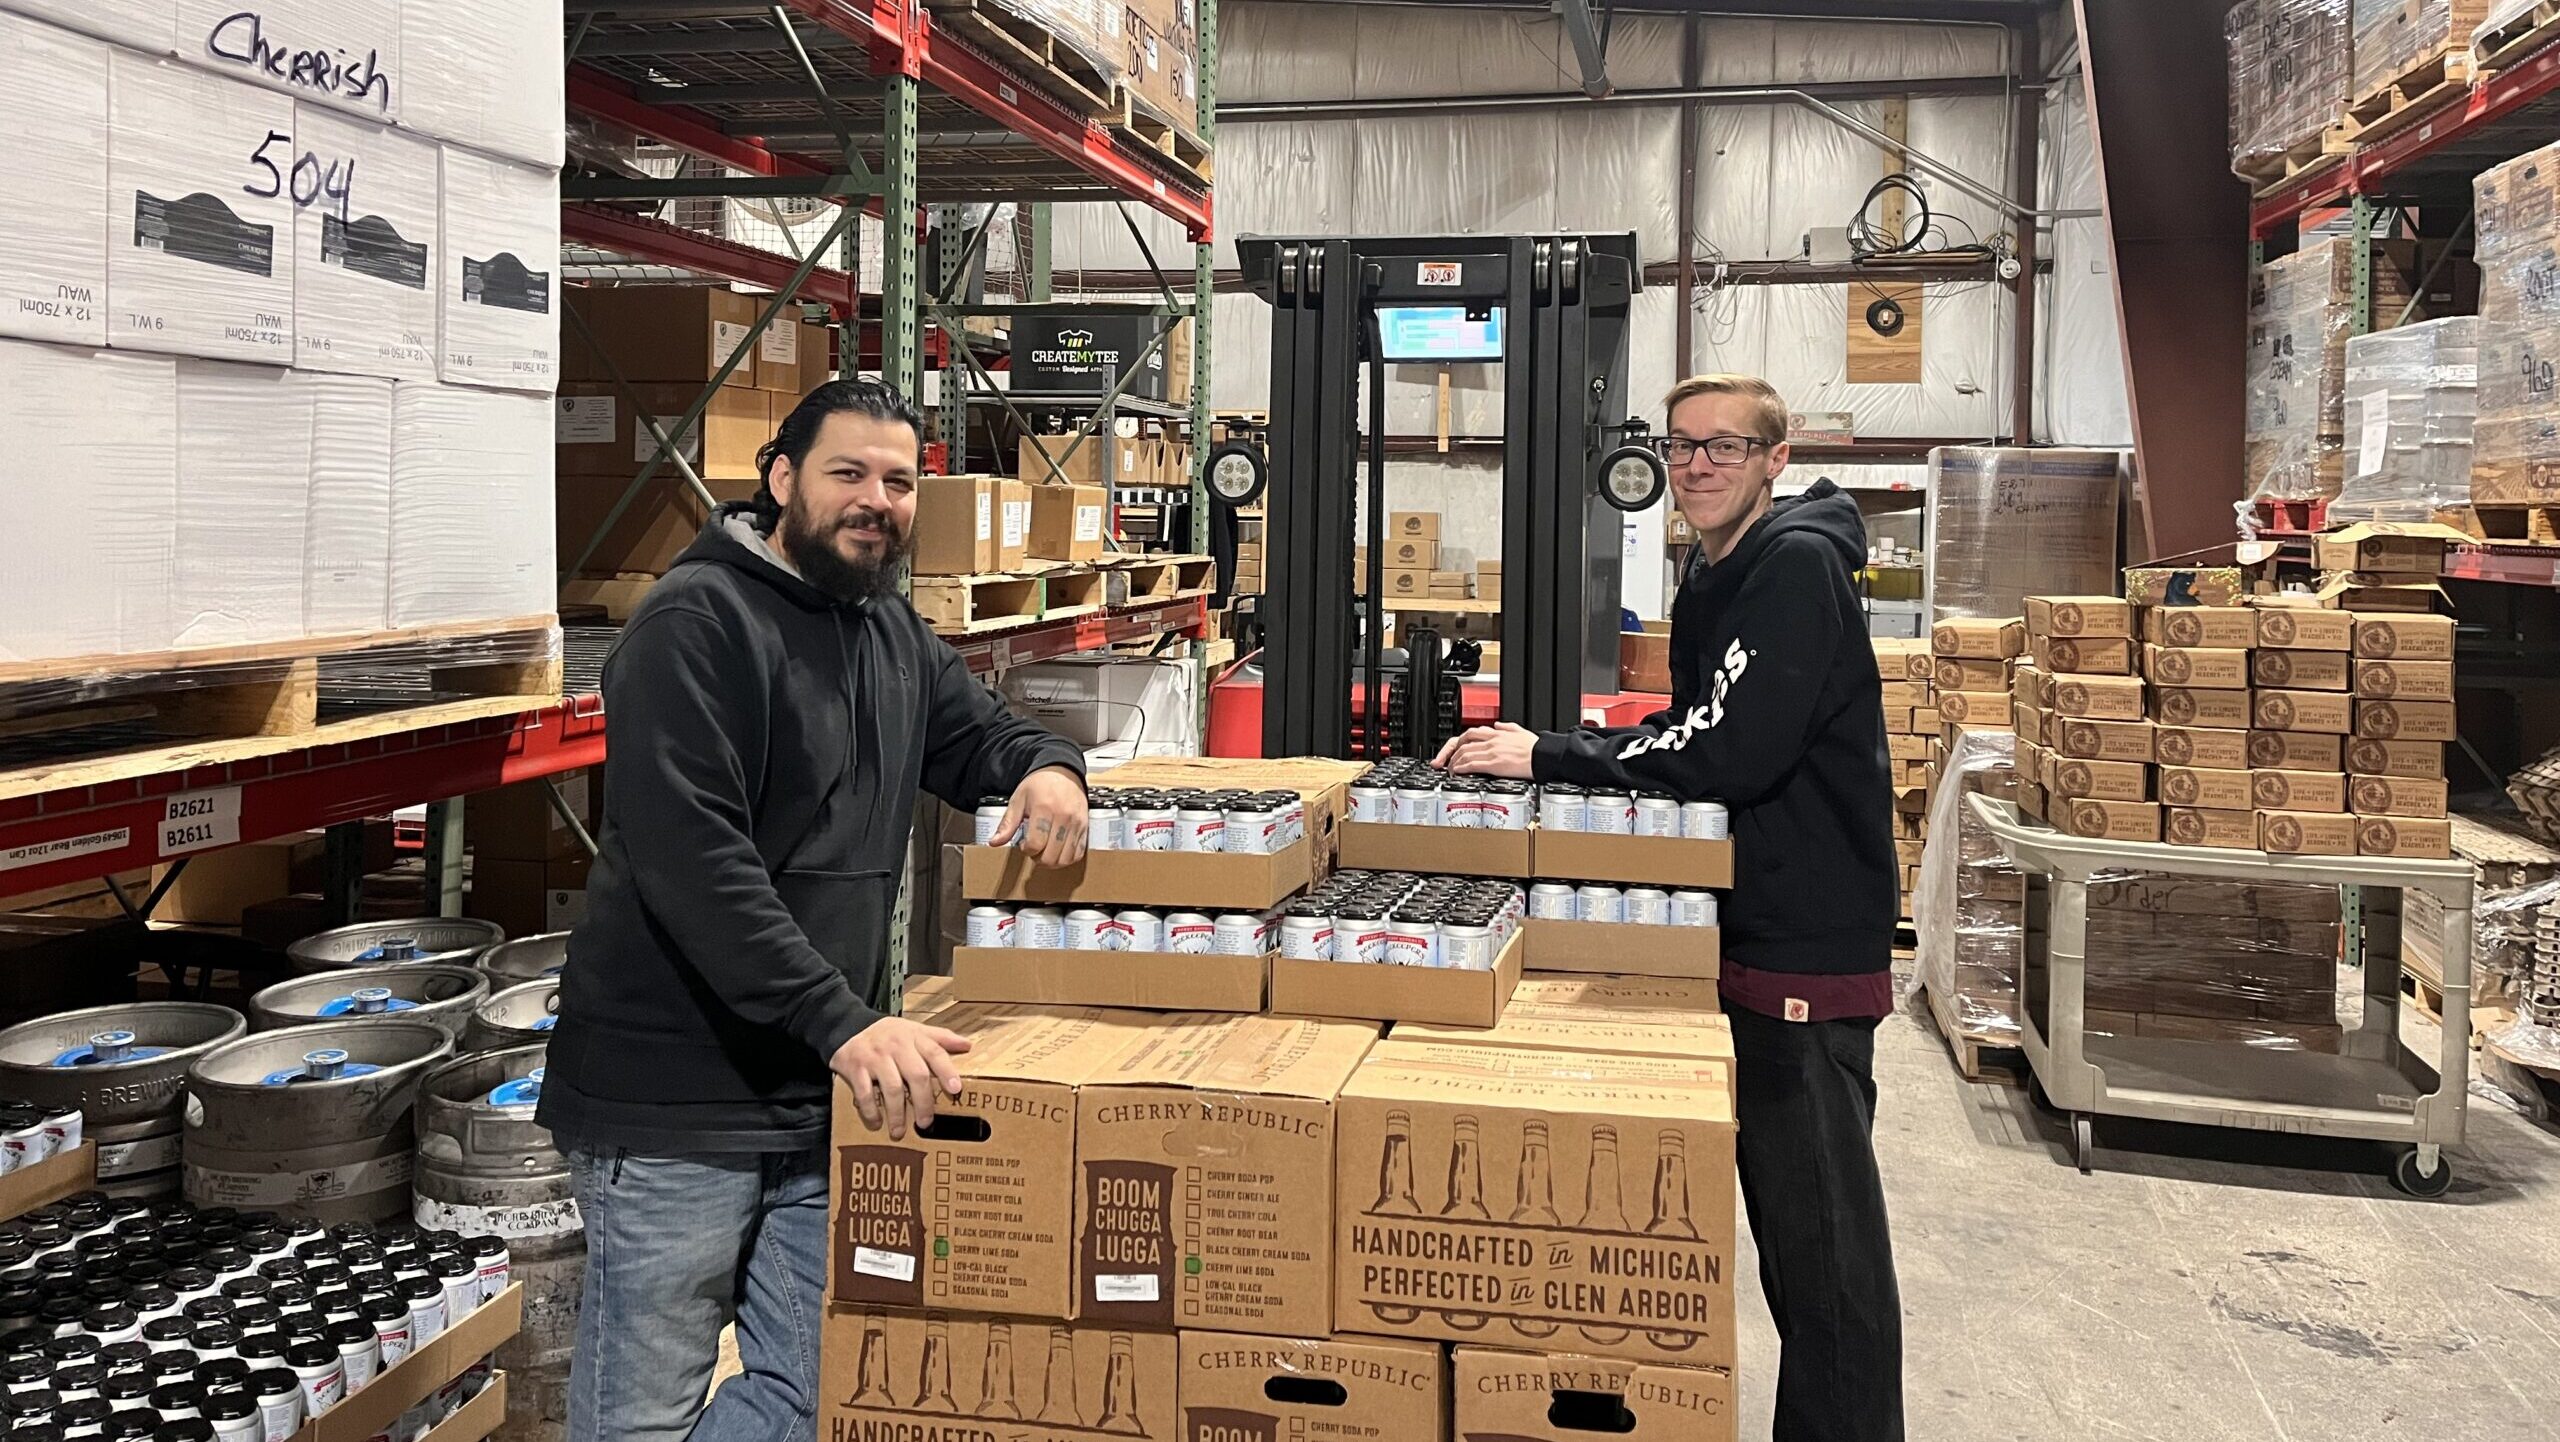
1652 434 1772 467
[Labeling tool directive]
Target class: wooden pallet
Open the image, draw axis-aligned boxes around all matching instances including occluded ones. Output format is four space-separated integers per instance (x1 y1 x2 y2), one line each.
2401 964 2447 1026
1097 553 1214 606
2472 0 2560 74
1918 980 2028 1086
0 618 563 803
1113 91 1213 181
2239 127 2355 195
925 0 1119 118
915 572 1048 633
2345 47 2476 143
2468 503 2560 544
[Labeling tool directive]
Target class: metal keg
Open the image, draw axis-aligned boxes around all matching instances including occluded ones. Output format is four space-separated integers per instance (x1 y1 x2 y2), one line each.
247 966 490 1040
414 1045 577 1442
284 918 505 975
0 1003 245 1198
477 933 568 988
182 1021 454 1224
464 980 560 1052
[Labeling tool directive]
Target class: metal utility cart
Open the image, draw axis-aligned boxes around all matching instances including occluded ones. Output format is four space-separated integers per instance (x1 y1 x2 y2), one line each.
1968 796 2474 1196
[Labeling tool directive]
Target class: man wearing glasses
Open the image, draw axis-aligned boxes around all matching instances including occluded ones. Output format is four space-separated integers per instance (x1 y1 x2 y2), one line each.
1439 373 1903 1440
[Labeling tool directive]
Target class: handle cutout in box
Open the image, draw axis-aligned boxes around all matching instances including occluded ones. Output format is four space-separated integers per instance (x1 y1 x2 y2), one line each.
1263 1377 1349 1408
1547 1389 1638 1434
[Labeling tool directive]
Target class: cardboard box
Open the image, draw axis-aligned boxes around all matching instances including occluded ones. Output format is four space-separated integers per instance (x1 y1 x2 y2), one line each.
1932 618 2026 659
292 104 438 380
1516 919 1720 981
2250 605 2355 650
2247 648 2348 691
1378 568 1432 600
2025 595 2135 638
2154 685 2255 730
466 857 590 938
1075 1013 1379 1335
2055 798 2161 842
1019 431 1146 488
0 14 109 350
2249 769 2347 812
2311 521 2472 576
2253 689 2353 734
2348 774 2449 818
2249 729 2343 770
2356 815 2453 859
1532 833 1735 890
1879 680 1930 711
1428 569 1472 596
755 318 830 395
107 54 297 364
1382 537 1437 569
1392 980 1731 1071
2054 718 2156 763
2015 666 2056 709
0 1143 93 1224
1269 928 1525 1028
1931 691 2006 728
1934 657 2012 692
1451 1348 1735 1442
820 1310 1173 1442
1334 1040 1736 1366
2144 645 2250 690
1616 626 1672 694
2145 606 2257 648
1388 511 1440 541
951 946 1266 1013
2159 766 2254 812
555 469 757 578
468 771 593 862
2167 807 2259 849
1886 733 1933 762
830 1002 1140 1317
555 382 770 480
2352 659 2455 702
565 285 758 389
2260 810 2359 857
916 475 999 576
1338 822 1533 879
960 838 1313 911
2346 737 2445 778
2125 565 2246 607
996 479 1032 572
435 148 559 393
2354 699 2456 741
2045 756 2151 802
1028 483 1108 563
2353 611 2456 660
2154 727 2251 770
1179 1333 1447 1442
285 1286 520 1442
2050 674 2147 720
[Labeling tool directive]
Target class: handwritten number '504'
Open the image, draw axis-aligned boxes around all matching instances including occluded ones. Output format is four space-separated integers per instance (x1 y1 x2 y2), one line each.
243 131 356 222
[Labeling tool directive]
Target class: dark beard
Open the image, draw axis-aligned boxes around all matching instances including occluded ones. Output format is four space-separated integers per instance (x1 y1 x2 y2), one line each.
777 497 911 605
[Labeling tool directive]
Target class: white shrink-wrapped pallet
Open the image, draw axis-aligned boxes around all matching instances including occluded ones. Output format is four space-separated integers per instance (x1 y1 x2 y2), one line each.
295 104 438 379
0 0 177 53
0 13 109 346
107 54 296 364
173 361 314 648
437 147 558 393
300 373 395 636
389 384 555 628
0 341 178 665
176 0 399 122
399 0 564 168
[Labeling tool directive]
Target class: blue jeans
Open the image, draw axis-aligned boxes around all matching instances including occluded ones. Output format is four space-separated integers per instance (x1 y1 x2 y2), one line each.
565 1145 829 1442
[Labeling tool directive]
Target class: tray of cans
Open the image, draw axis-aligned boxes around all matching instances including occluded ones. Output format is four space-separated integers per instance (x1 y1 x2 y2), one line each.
1266 870 1528 1027
950 903 1272 1012
960 783 1315 910
1338 762 1737 889
1520 880 1720 980
0 1096 89 1222
1531 782 1734 888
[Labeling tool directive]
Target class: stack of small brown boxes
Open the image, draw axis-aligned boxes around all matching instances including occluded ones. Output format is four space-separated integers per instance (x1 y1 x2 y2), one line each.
1380 511 1441 600
1874 638 1937 913
2015 597 2157 842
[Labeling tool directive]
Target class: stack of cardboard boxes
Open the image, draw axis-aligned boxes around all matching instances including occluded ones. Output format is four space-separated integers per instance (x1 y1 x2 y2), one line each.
2078 875 2346 1053
465 771 600 937
1912 619 2029 1045
1875 638 1938 914
1231 508 1264 594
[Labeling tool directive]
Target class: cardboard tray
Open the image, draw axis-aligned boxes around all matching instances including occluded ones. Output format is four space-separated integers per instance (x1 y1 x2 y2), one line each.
1337 822 1534 878
950 946 1267 1012
959 837 1312 909
417 1372 506 1442
1520 919 1720 980
289 1285 521 1442
1532 831 1734 889
1267 929 1524 1028
0 1144 94 1222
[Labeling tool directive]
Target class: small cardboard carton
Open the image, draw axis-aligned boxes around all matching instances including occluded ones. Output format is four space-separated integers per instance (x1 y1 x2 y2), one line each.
2248 730 2343 770
1075 1013 1380 1336
2353 611 2456 660
1934 656 2013 692
2249 648 2350 690
2252 690 2353 735
2143 645 2250 690
2154 727 2251 770
2352 659 2455 702
2249 604 2355 651
961 837 1313 911
1335 1040 1737 1367
2053 718 2155 763
1932 617 2025 660
1933 691 2009 727
2034 635 2136 675
1028 483 1108 563
820 1310 1174 1442
1380 567 1431 599
2045 756 2150 802
1514 921 1719 981
2249 769 2347 813
1873 639 1930 680
830 1003 1146 1319
1510 973 1722 1010
2348 774 2449 819
1179 1333 1447 1442
2050 674 2147 721
2024 595 2135 638
1270 928 1527 1028
2055 798 2161 842
1879 679 1930 711
2356 815 2453 859
1531 833 1734 890
1388 511 1440 541
1451 1348 1736 1442
2154 686 2254 729
2166 807 2258 849
2353 699 2457 742
2310 521 2472 576
2345 737 2445 779
2144 606 2257 648
915 475 999 576
2159 766 2253 812
0 1144 92 1222
2259 810 2358 857
998 479 1033 571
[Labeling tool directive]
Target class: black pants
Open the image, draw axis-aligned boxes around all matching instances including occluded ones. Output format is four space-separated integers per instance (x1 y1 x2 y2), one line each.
1726 1003 1905 1442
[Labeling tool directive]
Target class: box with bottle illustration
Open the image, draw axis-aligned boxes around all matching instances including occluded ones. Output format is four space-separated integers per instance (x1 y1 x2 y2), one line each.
819 1310 1173 1442
1331 1038 1737 1369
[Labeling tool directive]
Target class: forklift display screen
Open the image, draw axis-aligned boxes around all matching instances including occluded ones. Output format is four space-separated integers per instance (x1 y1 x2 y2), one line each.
1377 306 1504 362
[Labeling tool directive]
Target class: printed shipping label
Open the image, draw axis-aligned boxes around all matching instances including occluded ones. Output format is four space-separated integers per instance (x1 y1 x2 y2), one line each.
635 418 700 464
159 788 242 857
761 323 798 365
1075 504 1104 542
713 320 751 367
556 395 615 444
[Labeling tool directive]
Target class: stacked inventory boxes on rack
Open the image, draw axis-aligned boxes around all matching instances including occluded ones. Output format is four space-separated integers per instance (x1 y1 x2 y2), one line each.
1875 638 1938 917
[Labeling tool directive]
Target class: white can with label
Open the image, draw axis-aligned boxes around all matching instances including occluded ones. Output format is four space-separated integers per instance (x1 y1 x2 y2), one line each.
1278 913 1332 961
1348 785 1392 823
1063 909 1117 950
1086 805 1124 851
1334 911 1391 964
1671 891 1718 928
972 803 1011 846
1681 801 1730 840
964 906 1014 949
1213 913 1268 956
1015 907 1066 949
1536 789 1586 834
1116 909 1163 953
1126 806 1177 851
1390 786 1439 826
1633 796 1681 838
1584 791 1635 836
1575 885 1625 924
1528 883 1578 920
1439 924 1495 972
1221 805 1275 855
1484 788 1532 830
1164 913 1216 954
1176 807 1226 852
1384 918 1438 968
1624 888 1672 926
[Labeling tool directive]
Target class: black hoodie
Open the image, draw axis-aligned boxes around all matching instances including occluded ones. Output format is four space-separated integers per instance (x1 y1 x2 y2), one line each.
1531 479 1895 978
539 504 1085 1153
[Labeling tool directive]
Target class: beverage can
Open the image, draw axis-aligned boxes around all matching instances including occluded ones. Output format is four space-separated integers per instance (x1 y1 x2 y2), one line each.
1390 786 1439 826
971 801 1010 846
1439 923 1494 972
1624 888 1671 926
1575 884 1625 923
1085 805 1123 851
1584 790 1635 836
1384 917 1438 968
1212 914 1268 956
1176 807 1226 853
1348 785 1391 823
964 905 1014 949
1334 910 1391 964
1633 796 1681 838
1278 912 1332 961
1014 907 1066 949
1164 913 1216 954
1221 804 1275 855
1063 909 1117 951
1681 801 1730 840
1671 891 1718 928
1115 909 1163 953
1536 788 1585 834
1126 806 1177 852
1527 883 1577 920
1484 785 1532 830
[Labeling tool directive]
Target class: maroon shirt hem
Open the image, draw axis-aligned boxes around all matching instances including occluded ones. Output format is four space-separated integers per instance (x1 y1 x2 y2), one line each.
1720 960 1894 1023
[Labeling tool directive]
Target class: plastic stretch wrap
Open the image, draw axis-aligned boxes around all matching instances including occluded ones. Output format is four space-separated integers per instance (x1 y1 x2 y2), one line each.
0 0 175 51
2474 0 2548 54
2488 882 2560 1067
2226 0 2352 174
173 360 314 649
2354 0 2492 98
300 372 395 636
2074 872 2344 1052
396 0 564 168
175 0 397 121
2039 70 2133 447
1923 447 2122 623
0 341 177 666
0 13 108 347
2246 240 2364 500
436 147 559 394
388 384 555 629
986 0 1125 89
1914 729 2024 1041
2470 140 2560 506
294 105 438 380
2335 315 2478 519
106 52 296 364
